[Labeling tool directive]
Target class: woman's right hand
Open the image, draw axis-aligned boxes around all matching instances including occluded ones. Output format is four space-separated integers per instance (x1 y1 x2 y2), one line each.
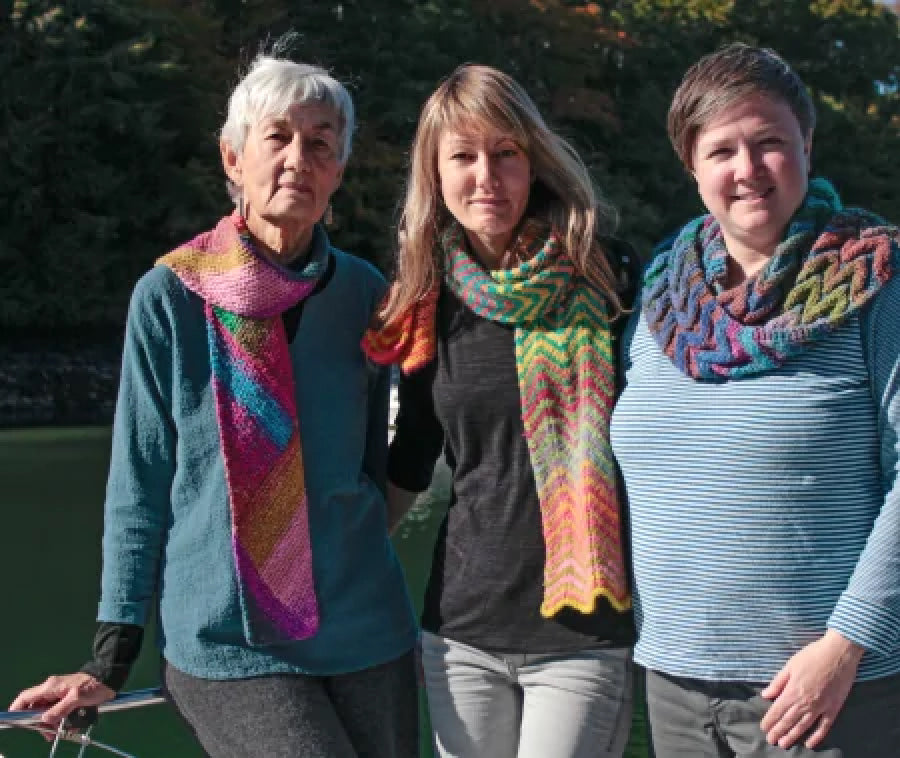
8 672 115 729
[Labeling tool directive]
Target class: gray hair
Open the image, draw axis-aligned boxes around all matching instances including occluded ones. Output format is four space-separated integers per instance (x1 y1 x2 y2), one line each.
220 45 355 201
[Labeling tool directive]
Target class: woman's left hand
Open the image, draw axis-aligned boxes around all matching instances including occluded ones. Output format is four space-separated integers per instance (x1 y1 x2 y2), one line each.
759 630 864 750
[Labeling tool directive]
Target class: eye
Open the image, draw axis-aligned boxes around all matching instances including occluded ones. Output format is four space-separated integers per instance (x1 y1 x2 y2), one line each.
759 136 784 147
266 132 289 143
450 151 473 161
707 147 733 159
498 147 520 158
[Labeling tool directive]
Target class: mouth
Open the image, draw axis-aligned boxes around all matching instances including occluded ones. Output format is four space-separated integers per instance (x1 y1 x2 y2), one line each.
280 183 313 196
469 197 507 207
731 187 774 202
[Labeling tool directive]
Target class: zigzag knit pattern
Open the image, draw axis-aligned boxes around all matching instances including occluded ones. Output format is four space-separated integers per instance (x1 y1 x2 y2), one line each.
643 179 900 380
364 222 630 616
158 213 325 645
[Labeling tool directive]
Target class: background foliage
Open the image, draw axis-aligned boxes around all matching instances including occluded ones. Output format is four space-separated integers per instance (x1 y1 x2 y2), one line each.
2 0 898 332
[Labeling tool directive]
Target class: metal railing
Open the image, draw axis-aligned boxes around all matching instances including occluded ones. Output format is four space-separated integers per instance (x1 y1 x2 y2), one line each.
0 688 165 758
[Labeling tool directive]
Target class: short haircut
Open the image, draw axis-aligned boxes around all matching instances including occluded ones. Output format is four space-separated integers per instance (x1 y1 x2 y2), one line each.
667 43 816 168
220 42 354 164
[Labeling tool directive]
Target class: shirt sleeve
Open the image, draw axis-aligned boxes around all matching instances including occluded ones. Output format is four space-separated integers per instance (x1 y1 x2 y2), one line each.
97 270 177 627
79 622 144 692
827 273 900 657
387 361 444 493
363 361 391 497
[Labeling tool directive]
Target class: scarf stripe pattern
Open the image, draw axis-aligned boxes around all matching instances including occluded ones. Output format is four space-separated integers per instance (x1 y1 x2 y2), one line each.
159 213 323 645
364 222 630 616
643 179 900 380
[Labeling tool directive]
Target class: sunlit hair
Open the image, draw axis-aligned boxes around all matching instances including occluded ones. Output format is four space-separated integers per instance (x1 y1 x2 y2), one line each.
378 63 623 325
668 43 816 170
220 34 354 202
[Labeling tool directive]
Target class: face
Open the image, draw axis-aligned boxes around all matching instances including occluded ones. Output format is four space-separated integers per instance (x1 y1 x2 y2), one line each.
691 94 811 259
221 102 344 246
436 127 532 258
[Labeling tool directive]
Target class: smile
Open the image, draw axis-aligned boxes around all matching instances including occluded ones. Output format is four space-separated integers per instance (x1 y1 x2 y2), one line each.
731 187 774 202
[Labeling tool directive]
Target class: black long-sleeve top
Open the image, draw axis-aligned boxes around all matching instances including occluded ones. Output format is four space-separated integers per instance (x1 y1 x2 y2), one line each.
388 240 639 652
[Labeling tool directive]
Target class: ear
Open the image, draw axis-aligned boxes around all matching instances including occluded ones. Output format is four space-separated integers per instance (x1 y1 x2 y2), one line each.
220 138 242 187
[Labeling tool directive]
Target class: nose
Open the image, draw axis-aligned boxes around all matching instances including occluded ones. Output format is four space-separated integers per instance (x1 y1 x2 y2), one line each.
285 135 309 172
734 144 762 181
473 152 497 188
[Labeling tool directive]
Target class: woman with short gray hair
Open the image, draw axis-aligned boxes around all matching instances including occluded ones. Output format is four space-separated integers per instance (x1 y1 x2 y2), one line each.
10 41 418 758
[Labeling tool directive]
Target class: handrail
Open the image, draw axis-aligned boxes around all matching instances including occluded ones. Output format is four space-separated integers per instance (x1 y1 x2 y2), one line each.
0 688 165 758
0 687 165 730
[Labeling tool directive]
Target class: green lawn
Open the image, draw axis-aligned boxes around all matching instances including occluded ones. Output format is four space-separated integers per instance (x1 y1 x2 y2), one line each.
0 427 647 757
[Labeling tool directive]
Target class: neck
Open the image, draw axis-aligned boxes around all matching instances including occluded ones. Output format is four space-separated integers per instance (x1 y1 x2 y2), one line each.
466 229 531 271
245 210 314 266
722 233 776 288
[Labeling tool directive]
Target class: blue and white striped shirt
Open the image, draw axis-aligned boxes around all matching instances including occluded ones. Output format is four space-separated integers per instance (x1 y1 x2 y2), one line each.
610 274 900 682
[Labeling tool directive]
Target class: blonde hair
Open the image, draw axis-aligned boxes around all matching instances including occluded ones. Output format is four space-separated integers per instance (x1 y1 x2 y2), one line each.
379 64 623 324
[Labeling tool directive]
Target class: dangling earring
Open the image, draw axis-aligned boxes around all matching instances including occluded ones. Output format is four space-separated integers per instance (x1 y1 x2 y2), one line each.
324 204 334 226
238 191 246 219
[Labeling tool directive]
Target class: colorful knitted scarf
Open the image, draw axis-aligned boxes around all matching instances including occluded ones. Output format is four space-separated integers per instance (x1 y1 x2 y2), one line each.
364 221 631 616
158 212 327 646
643 178 900 380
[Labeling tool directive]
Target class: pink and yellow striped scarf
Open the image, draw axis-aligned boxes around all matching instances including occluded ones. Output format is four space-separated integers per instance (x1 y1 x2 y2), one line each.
158 212 324 645
364 222 631 616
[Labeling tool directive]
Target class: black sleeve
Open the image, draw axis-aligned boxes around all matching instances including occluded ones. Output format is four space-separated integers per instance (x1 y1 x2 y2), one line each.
598 235 643 392
387 361 445 493
362 361 391 497
79 622 144 692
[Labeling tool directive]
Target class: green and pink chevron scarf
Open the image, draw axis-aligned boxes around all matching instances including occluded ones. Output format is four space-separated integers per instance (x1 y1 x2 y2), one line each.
158 212 326 646
364 221 631 616
644 178 900 380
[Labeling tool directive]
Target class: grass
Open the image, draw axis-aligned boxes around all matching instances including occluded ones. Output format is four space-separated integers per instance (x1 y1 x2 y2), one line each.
0 427 647 757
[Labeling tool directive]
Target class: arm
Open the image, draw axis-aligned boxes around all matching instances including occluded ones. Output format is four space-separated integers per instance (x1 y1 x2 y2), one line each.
761 275 900 749
9 271 178 722
386 362 444 531
363 361 391 498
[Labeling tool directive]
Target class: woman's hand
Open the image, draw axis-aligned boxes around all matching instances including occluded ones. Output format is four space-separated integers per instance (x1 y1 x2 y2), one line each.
759 630 864 750
9 672 115 729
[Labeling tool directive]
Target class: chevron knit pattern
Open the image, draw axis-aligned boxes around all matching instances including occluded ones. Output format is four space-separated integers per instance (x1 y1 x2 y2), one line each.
158 212 326 645
643 178 900 380
364 221 630 616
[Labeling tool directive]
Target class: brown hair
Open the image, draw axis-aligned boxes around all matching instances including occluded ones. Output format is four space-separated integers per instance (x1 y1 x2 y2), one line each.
668 43 816 169
378 64 624 325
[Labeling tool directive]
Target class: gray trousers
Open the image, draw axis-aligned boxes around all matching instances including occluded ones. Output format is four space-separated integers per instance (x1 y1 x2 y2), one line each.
421 630 633 758
162 652 418 758
646 668 900 758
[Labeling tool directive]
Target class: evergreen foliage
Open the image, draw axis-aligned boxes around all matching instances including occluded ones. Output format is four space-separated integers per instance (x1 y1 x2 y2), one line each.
2 0 897 331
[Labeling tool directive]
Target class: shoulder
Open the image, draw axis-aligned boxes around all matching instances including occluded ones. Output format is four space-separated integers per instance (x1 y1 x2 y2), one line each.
863 271 900 337
126 265 201 337
596 235 642 309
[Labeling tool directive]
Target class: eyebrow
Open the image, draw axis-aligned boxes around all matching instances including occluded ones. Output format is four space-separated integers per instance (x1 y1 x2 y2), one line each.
264 117 338 133
442 134 519 149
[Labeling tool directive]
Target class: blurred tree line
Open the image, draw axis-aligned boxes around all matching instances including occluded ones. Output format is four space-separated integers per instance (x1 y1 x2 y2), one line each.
1 0 897 333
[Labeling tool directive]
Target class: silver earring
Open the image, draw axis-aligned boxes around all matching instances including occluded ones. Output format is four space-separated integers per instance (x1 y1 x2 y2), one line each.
238 192 246 218
324 204 334 226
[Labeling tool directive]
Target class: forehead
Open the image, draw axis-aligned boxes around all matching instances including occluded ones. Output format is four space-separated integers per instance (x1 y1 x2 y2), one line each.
438 124 519 148
257 101 340 130
696 95 802 144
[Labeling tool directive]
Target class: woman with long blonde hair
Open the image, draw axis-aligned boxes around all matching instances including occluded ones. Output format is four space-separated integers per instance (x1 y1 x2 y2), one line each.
365 64 638 758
